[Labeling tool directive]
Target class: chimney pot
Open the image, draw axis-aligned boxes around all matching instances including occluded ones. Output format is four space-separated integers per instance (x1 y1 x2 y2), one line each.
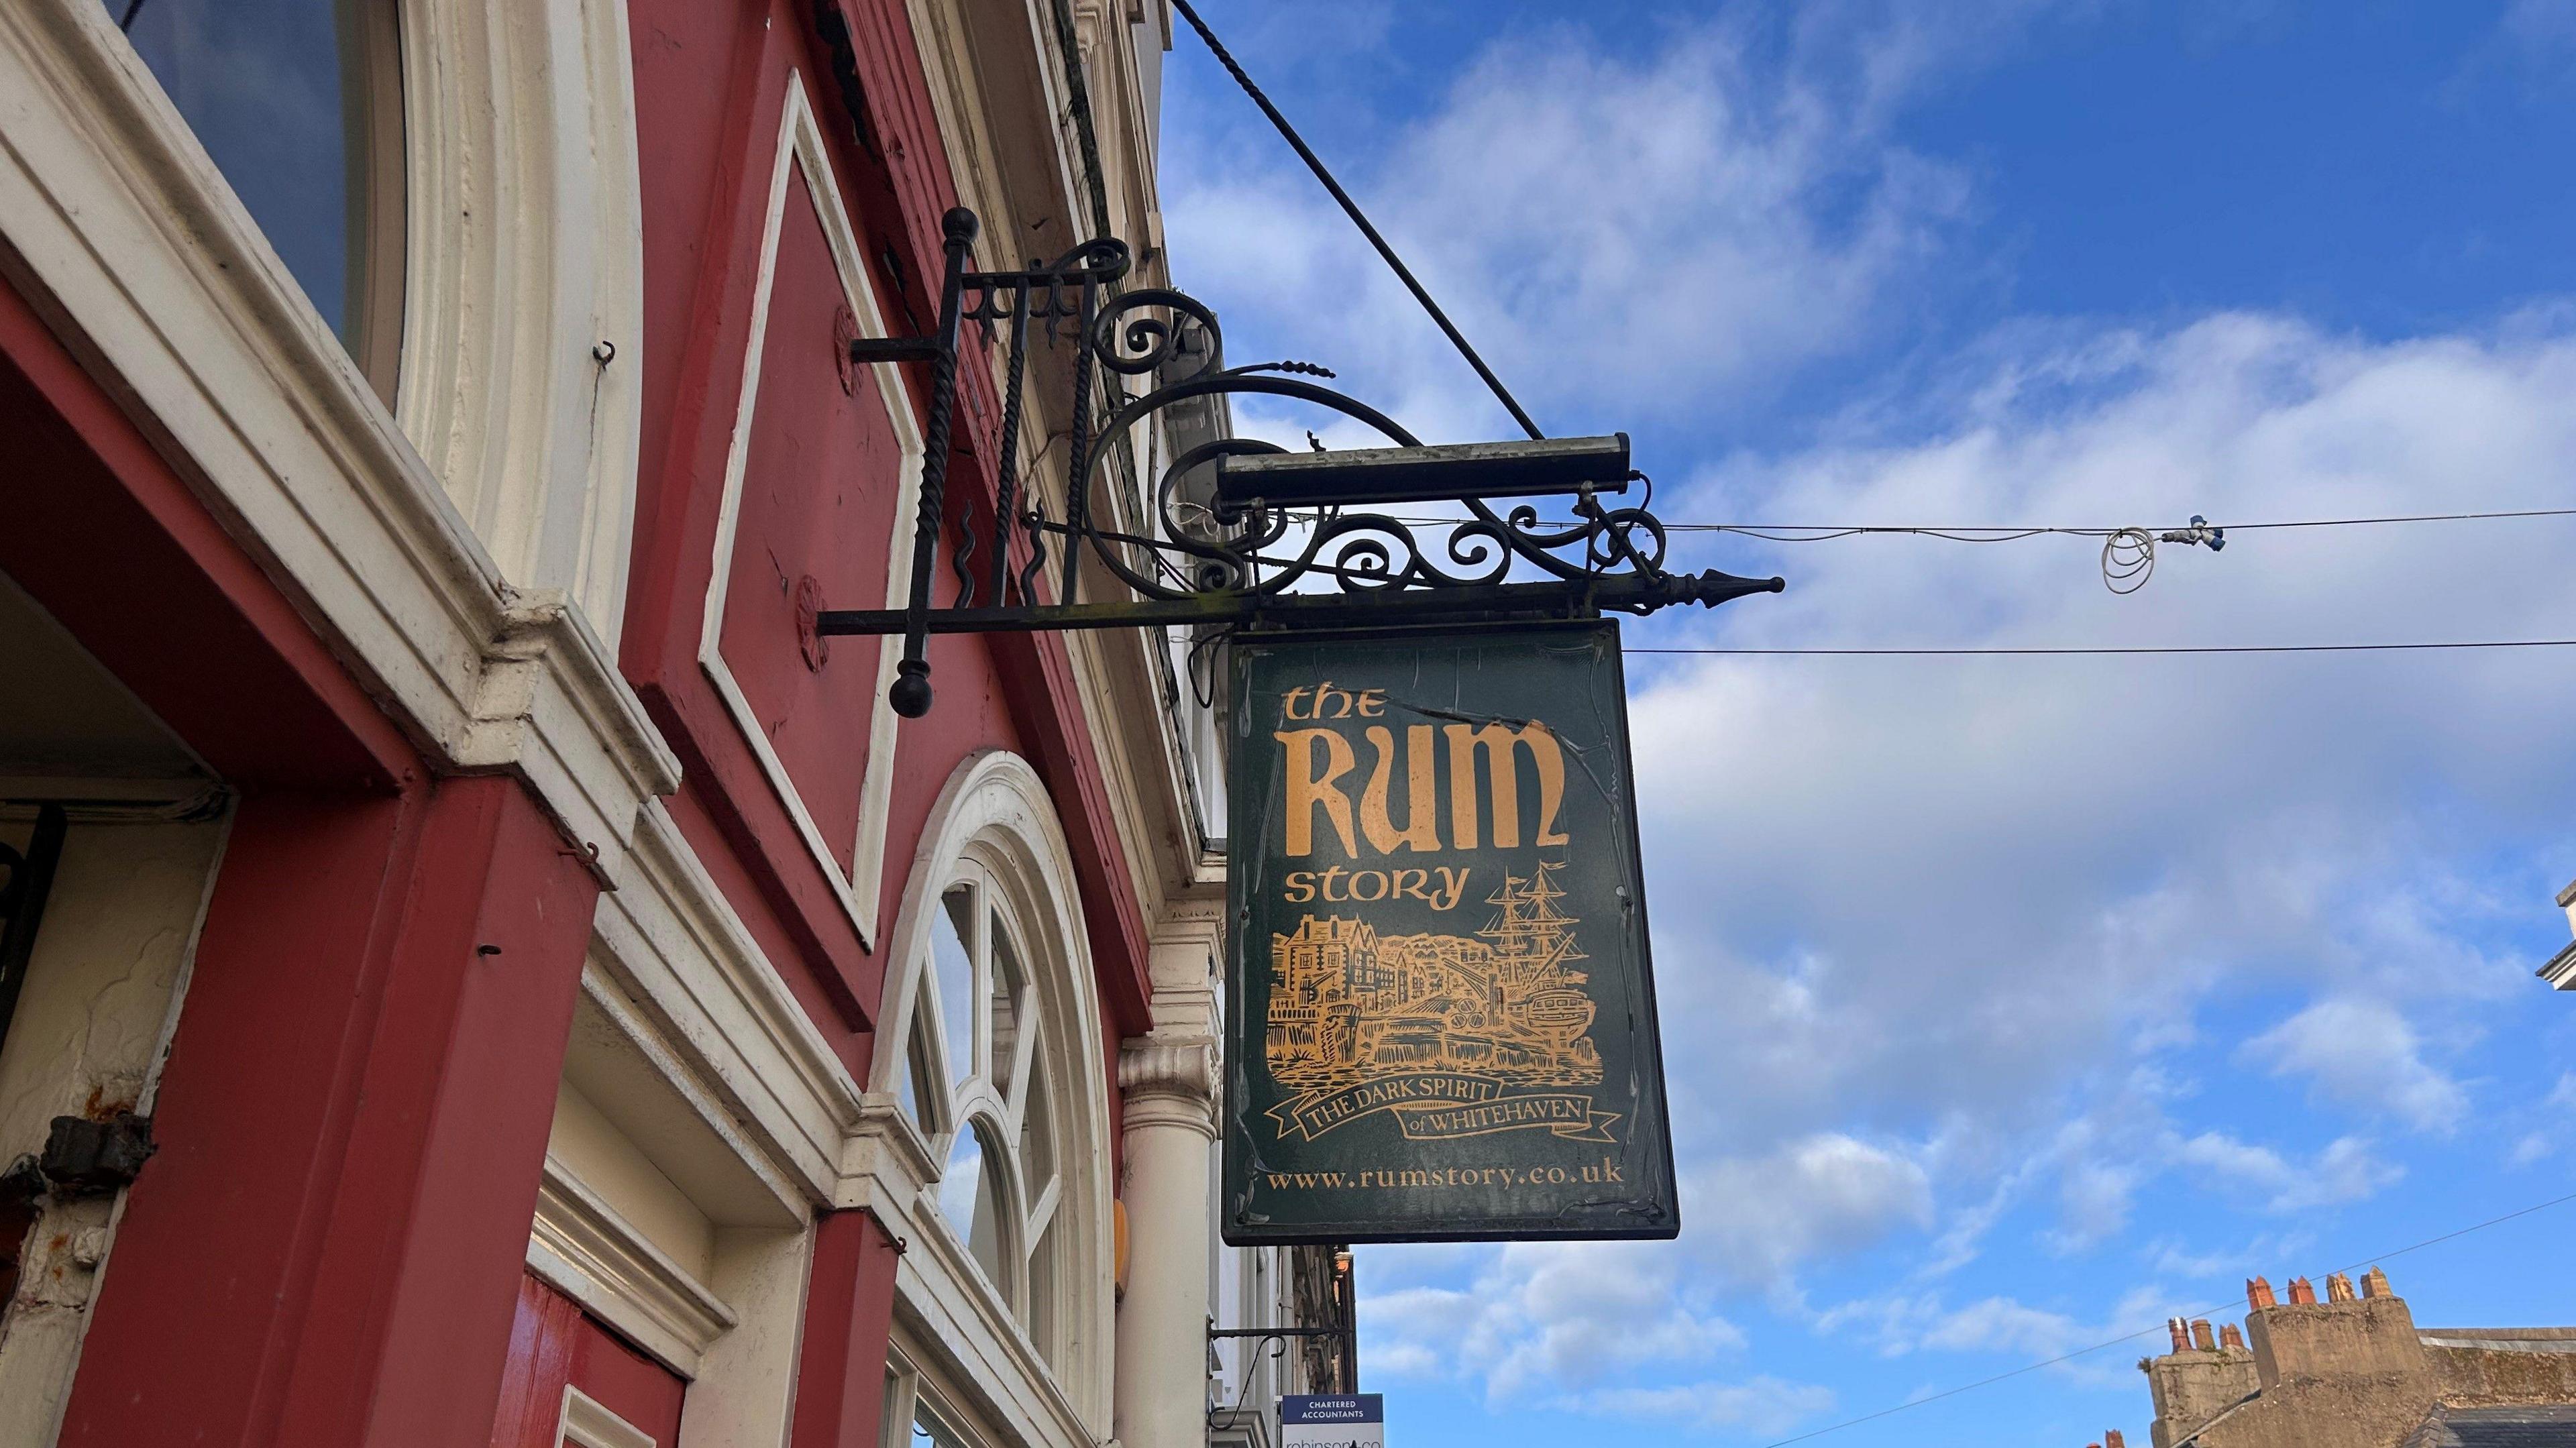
2247 1276 2277 1309
2191 1319 2217 1351
2219 1323 2245 1350
2326 1271 2355 1303
2168 1319 2191 1352
2361 1266 2392 1299
2107 1431 2127 1448
2288 1276 2316 1305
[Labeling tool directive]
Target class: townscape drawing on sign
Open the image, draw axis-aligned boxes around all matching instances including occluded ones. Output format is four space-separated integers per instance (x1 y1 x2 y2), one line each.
1267 862 1603 1095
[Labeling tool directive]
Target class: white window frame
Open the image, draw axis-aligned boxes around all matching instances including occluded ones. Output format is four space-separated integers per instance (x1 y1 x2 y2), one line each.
854 750 1114 1447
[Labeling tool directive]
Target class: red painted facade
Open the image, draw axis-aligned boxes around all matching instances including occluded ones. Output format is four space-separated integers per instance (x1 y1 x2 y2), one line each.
0 1 1162 1442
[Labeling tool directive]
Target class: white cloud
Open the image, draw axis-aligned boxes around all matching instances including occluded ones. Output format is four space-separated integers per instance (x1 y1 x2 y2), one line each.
1690 1133 1936 1290
1362 1241 1745 1404
1577 1376 1838 1436
2502 0 2576 55
2243 997 2469 1132
1629 313 2576 1154
1816 1280 2178 1389
2171 1131 2402 1213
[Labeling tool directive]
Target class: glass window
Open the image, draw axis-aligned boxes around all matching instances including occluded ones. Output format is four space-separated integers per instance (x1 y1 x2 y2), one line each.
929 887 976 1087
111 0 407 398
987 923 1026 1099
894 1015 931 1133
891 858 1069 1369
911 1401 971 1448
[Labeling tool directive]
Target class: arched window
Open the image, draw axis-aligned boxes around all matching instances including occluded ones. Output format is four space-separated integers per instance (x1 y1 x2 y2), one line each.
873 749 1110 1427
113 0 407 399
899 858 1065 1353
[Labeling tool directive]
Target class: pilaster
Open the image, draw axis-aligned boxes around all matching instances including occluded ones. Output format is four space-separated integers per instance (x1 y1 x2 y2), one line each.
1112 896 1226 1448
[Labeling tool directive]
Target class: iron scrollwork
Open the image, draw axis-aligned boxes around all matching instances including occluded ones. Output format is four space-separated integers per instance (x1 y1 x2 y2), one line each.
822 209 1779 717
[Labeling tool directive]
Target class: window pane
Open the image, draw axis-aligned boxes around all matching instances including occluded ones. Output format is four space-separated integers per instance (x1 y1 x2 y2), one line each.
928 887 976 1087
987 914 1026 1099
911 1402 969 1448
1019 1055 1055 1200
894 1014 931 1132
971 1146 1006 1288
935 1123 1008 1290
1024 1219 1056 1360
114 0 405 390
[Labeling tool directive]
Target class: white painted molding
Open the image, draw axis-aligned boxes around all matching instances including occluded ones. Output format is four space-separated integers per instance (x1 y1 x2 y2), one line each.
590 801 867 1205
559 1387 657 1448
0 5 678 884
698 76 919 953
529 1155 739 1378
395 0 645 651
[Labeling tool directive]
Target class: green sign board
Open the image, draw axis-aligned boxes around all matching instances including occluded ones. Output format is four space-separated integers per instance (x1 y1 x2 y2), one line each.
1221 621 1679 1244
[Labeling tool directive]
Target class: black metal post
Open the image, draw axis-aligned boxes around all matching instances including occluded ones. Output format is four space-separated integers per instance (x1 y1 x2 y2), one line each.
1060 274 1100 606
987 294 1032 605
887 207 979 718
0 804 69 1063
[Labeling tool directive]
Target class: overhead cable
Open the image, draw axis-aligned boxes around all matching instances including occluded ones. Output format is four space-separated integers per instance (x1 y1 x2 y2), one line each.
1626 638 2576 657
1388 504 2574 538
1377 504 2571 592
1658 506 2576 537
1169 0 1546 441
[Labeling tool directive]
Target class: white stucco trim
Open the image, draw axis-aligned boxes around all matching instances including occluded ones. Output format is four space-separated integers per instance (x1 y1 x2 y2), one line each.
559 1387 658 1448
698 76 920 954
591 801 867 1204
396 0 645 651
528 1155 740 1377
0 4 678 883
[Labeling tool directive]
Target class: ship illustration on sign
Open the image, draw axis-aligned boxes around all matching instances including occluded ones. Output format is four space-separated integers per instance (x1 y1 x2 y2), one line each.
1267 862 1603 1093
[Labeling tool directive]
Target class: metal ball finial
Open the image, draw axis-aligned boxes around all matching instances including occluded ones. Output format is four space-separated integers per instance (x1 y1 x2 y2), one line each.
890 663 934 718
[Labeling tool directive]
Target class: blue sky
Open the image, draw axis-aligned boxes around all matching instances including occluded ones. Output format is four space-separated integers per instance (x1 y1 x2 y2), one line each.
1160 4 2576 1445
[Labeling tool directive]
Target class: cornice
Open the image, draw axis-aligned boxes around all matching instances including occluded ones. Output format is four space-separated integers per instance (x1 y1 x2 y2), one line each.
2542 938 2576 991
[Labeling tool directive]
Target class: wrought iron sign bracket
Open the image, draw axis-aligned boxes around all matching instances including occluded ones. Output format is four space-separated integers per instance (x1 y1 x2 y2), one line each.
826 207 1782 718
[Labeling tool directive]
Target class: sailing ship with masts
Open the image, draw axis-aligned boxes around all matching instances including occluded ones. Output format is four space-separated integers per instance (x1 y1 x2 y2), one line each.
1267 860 1602 1089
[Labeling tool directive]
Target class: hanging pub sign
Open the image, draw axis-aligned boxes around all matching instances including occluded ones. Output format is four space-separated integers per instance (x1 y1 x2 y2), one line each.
1221 620 1680 1244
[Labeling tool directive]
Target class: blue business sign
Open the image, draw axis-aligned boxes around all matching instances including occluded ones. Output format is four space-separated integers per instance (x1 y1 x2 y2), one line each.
1282 1394 1385 1448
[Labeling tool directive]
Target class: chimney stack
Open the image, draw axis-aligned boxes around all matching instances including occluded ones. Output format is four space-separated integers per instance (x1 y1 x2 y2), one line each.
2360 1266 2392 1299
2247 1276 2276 1309
2191 1319 2217 1352
2326 1272 2356 1303
2288 1276 2317 1305
2219 1323 2245 1350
